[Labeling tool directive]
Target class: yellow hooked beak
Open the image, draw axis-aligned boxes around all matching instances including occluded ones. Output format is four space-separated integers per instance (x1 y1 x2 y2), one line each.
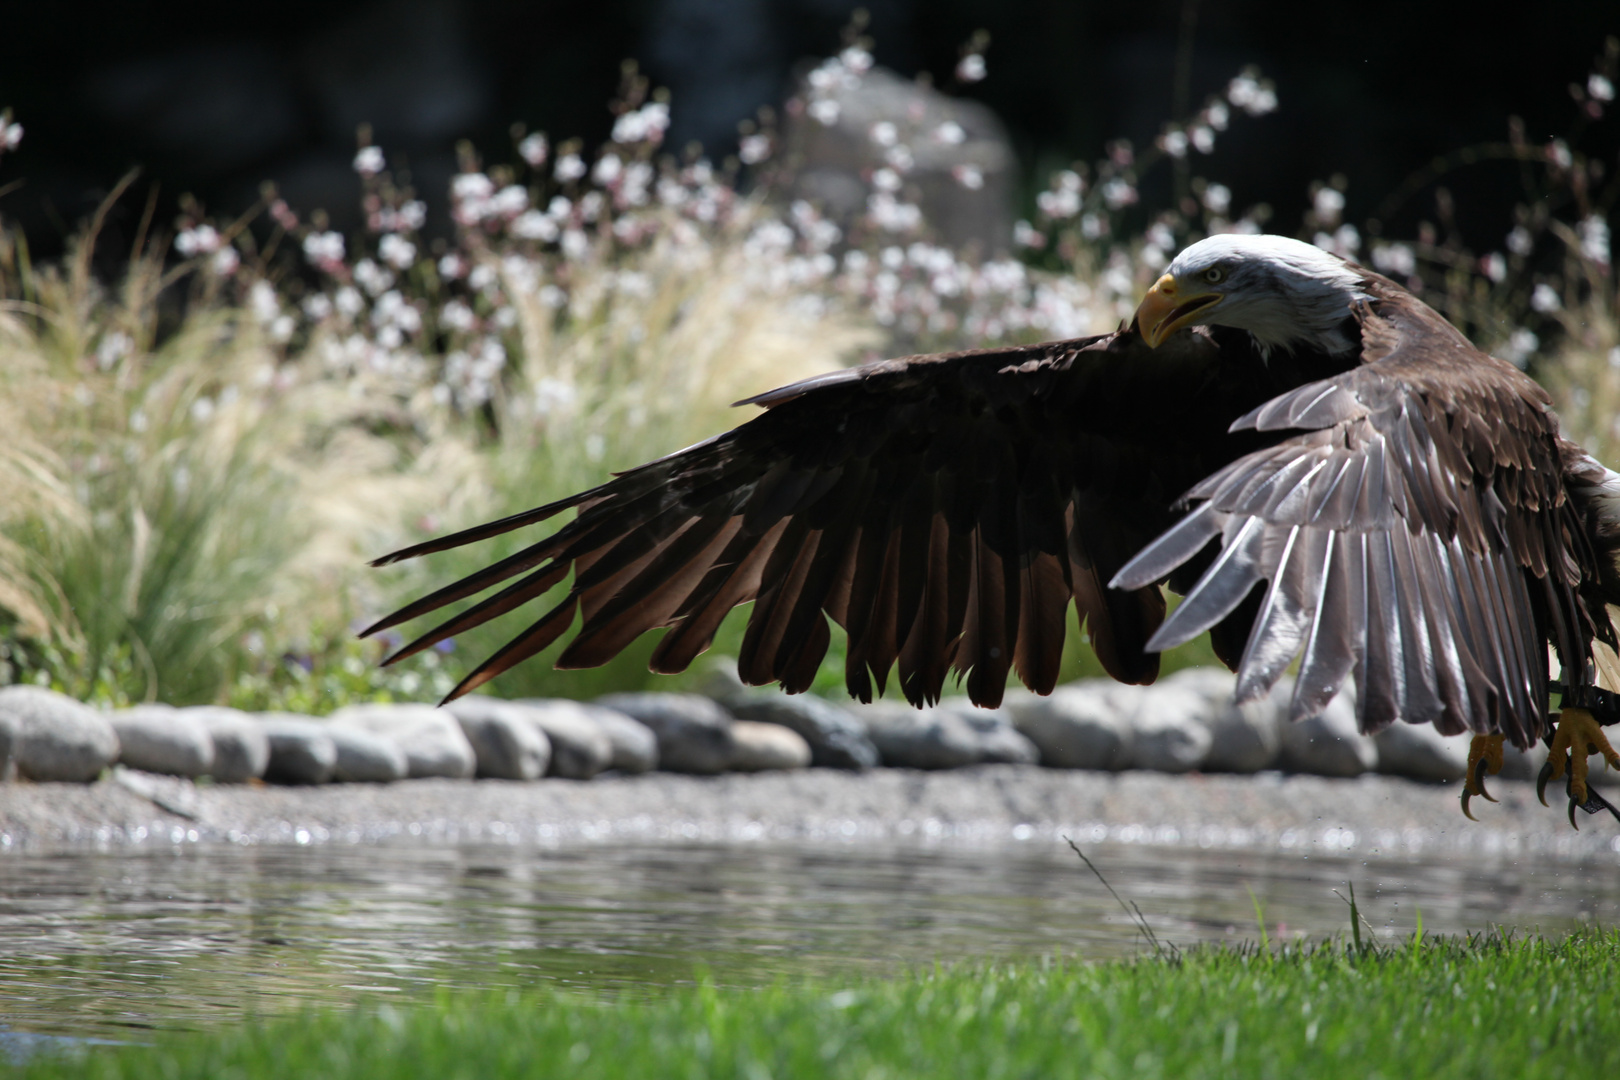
1132 273 1223 347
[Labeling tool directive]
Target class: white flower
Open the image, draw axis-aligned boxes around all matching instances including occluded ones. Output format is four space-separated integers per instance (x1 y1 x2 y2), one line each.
303 230 346 266
579 191 605 221
593 154 623 185
302 294 334 321
808 99 841 126
1201 183 1231 214
1205 101 1230 131
1146 222 1176 252
1591 74 1616 103
1578 215 1611 267
933 121 966 145
440 299 476 332
1530 283 1561 313
872 167 902 193
538 284 567 309
270 315 295 343
490 185 529 218
554 153 587 182
1480 252 1507 283
1506 225 1533 256
1313 186 1345 224
1101 177 1137 209
335 286 364 319
1227 71 1278 115
1371 243 1416 277
952 164 984 190
561 229 589 260
611 102 671 144
1161 130 1188 158
468 264 497 292
209 247 239 276
839 46 873 74
739 134 771 164
438 253 466 280
249 280 280 324
1036 187 1079 219
869 121 898 147
175 224 220 257
378 233 416 269
353 146 385 176
885 144 914 172
396 200 427 231
1547 140 1573 169
452 172 495 201
1013 220 1045 249
956 54 987 83
0 120 21 149
518 132 549 166
354 258 394 297
95 331 132 370
513 210 559 241
1189 125 1215 154
1503 327 1539 367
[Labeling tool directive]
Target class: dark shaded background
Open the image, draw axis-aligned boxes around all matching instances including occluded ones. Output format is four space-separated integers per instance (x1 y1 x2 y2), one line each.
1 0 1615 258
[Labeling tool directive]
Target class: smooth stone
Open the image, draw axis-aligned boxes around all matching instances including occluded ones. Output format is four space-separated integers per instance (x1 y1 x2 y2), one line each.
0 686 120 782
256 716 338 785
324 724 409 783
1498 739 1548 782
589 708 659 774
108 705 214 778
0 713 12 780
512 699 616 779
443 696 552 780
1275 681 1378 777
327 704 476 779
724 694 880 770
595 693 737 775
1373 723 1470 782
851 702 981 770
1004 683 1132 770
728 720 812 771
189 706 270 782
1162 667 1281 773
937 703 1041 764
1118 683 1214 773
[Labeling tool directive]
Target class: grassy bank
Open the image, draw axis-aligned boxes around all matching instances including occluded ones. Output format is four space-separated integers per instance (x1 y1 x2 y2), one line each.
16 931 1620 1079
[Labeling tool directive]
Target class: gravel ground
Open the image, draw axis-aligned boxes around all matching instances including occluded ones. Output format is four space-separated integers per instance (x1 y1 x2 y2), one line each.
3 766 1619 863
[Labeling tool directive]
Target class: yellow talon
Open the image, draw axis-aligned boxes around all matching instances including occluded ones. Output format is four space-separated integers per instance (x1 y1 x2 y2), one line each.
1460 734 1506 821
1545 707 1620 807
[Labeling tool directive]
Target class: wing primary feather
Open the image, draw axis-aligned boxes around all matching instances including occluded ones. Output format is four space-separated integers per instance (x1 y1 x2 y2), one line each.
1146 515 1265 651
1109 502 1220 590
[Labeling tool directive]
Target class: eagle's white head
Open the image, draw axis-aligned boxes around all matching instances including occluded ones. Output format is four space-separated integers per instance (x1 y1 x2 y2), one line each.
1133 234 1370 357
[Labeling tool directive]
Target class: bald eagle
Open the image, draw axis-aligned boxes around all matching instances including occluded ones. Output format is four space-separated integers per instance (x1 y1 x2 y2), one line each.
366 234 1620 822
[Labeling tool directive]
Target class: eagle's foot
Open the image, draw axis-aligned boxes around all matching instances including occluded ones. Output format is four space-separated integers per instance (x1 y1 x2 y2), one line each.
1459 734 1505 821
1536 708 1620 828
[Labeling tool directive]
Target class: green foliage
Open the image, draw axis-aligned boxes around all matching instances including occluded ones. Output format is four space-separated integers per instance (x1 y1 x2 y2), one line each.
19 931 1620 1080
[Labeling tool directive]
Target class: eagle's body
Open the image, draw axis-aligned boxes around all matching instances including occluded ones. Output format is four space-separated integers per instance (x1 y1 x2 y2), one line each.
367 235 1620 766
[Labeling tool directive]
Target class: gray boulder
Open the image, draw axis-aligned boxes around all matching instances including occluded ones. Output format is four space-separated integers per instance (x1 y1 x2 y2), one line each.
324 723 409 783
590 708 659 774
596 693 737 775
0 686 120 782
938 703 1041 764
327 704 476 779
1374 723 1469 782
729 721 813 771
1120 683 1214 773
725 694 880 770
0 712 12 779
852 702 981 769
443 696 552 780
190 706 270 782
1004 683 1132 770
1163 667 1281 773
1275 681 1378 777
1498 739 1548 782
513 699 616 779
257 715 338 785
108 704 215 778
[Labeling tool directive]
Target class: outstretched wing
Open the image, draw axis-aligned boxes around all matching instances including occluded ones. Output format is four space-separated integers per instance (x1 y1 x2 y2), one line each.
364 328 1288 708
1113 288 1600 748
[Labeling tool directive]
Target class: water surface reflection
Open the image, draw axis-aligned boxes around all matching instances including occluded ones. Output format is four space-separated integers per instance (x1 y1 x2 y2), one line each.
1 840 1616 1040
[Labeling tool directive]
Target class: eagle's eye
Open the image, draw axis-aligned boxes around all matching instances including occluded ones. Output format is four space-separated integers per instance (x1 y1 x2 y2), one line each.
1202 267 1227 284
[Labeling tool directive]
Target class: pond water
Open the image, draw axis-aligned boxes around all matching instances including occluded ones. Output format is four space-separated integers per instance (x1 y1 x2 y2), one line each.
2 839 1618 1048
